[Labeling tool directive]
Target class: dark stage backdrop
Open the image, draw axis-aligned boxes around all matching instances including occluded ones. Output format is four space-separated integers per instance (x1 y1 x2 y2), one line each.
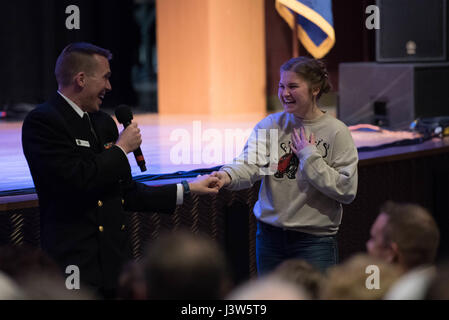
2 0 376 112
0 0 140 109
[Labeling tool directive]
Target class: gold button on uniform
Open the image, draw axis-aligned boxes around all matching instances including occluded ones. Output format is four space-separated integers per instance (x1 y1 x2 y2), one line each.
97 200 103 207
99 225 104 232
121 199 124 205
121 224 125 231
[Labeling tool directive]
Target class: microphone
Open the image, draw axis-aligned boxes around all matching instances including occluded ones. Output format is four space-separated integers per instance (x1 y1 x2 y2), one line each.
115 105 147 172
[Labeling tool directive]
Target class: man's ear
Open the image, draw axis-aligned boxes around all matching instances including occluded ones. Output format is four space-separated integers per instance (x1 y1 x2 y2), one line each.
388 242 400 264
74 72 86 88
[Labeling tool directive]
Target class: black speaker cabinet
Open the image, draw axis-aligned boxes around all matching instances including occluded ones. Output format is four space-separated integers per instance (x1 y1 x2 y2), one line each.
338 62 449 130
376 0 447 62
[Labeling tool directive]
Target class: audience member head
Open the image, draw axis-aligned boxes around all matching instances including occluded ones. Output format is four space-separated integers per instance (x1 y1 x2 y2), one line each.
20 274 96 300
0 245 62 282
0 245 95 299
116 261 147 300
0 271 25 299
142 230 233 300
226 275 309 300
320 253 401 300
271 259 325 299
366 201 440 272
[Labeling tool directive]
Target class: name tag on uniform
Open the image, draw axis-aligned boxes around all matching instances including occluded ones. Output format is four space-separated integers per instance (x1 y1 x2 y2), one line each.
75 139 91 148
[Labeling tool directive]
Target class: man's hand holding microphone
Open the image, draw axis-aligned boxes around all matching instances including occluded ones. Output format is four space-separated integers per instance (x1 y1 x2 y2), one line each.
116 122 142 154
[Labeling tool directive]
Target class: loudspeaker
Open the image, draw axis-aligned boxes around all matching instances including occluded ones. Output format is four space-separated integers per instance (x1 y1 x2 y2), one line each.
376 0 447 62
338 62 449 130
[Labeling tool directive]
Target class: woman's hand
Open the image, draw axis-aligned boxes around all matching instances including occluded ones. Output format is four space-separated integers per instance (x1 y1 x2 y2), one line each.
210 171 232 189
290 127 315 157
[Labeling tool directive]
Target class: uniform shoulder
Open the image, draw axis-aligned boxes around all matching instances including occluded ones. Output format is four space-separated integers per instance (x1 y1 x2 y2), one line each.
23 101 59 124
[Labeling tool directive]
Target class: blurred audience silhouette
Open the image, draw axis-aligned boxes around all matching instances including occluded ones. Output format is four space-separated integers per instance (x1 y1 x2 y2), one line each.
366 201 440 299
271 258 325 299
140 230 233 300
320 253 401 300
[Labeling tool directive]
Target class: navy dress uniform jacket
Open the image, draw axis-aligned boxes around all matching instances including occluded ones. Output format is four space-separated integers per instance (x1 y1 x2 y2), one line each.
22 93 177 292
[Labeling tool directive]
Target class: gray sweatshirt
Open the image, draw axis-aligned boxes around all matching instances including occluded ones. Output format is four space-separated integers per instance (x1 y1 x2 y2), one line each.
221 111 358 235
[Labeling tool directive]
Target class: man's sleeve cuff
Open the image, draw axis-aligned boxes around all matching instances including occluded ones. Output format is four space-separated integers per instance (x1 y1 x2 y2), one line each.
115 144 128 157
176 183 183 205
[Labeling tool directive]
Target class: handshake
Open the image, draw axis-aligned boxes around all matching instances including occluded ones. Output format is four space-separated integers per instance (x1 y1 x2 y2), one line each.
187 171 232 195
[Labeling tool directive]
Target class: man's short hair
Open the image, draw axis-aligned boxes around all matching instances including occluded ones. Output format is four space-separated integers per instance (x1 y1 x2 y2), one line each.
272 259 325 299
142 230 231 299
381 201 440 269
54 42 112 87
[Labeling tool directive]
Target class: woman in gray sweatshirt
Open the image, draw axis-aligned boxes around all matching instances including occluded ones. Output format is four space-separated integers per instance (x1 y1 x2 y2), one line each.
212 57 358 274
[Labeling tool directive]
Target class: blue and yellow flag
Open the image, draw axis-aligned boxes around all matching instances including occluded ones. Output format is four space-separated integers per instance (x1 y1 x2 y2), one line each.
275 0 335 58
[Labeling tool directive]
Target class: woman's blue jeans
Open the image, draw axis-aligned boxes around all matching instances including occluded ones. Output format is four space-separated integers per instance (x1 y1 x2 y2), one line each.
256 220 338 275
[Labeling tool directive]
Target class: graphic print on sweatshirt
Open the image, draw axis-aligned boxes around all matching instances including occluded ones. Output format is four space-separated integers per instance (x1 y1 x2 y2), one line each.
315 138 330 159
274 141 298 179
274 137 331 180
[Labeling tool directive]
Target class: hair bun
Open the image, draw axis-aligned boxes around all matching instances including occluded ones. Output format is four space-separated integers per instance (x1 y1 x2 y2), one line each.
280 56 332 99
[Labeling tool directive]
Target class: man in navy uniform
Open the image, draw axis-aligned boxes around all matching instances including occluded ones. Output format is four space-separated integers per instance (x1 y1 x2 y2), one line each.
22 42 219 298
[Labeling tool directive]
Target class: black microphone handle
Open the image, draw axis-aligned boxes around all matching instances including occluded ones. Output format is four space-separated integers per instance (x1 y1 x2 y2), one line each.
133 147 147 172
122 121 147 172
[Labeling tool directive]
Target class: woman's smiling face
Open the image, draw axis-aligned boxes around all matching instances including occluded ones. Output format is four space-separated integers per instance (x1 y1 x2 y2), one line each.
278 70 318 116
